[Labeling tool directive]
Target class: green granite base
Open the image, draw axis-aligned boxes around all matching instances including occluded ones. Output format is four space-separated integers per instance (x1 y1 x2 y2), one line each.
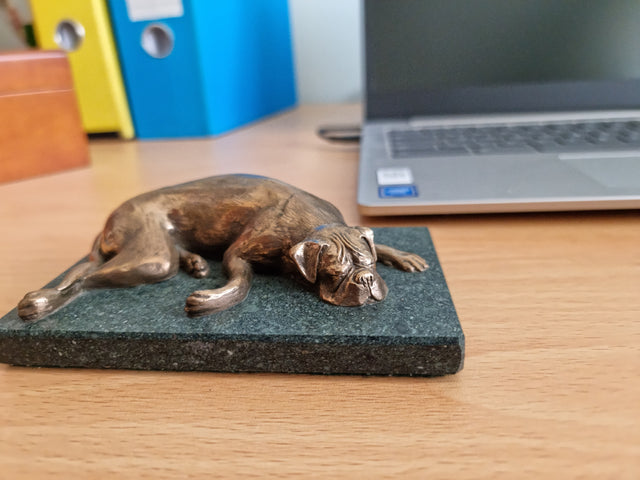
0 228 464 376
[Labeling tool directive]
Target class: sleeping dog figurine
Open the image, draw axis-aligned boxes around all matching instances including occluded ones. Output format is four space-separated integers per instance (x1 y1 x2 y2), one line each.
18 175 427 321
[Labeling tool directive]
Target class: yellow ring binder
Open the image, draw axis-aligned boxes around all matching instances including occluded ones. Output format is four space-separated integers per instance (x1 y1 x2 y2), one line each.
31 0 134 139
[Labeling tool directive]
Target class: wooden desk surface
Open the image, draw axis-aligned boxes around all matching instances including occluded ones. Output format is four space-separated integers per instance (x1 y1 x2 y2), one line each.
1 105 638 479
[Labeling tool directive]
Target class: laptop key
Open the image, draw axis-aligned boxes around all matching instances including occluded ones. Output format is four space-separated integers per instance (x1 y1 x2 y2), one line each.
435 146 470 155
617 131 640 144
470 142 537 155
391 146 440 158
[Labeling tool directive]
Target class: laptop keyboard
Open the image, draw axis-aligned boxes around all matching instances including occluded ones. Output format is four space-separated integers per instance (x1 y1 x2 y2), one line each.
387 119 640 158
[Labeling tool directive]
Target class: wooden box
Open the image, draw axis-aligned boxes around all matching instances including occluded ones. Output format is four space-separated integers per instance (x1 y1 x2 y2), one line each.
0 49 89 183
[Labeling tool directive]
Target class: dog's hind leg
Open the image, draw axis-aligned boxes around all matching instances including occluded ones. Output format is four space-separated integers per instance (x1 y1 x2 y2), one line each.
18 235 107 321
184 250 252 317
18 226 181 322
81 231 180 289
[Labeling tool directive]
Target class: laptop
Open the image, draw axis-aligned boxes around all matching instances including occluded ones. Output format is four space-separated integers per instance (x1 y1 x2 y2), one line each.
357 0 640 215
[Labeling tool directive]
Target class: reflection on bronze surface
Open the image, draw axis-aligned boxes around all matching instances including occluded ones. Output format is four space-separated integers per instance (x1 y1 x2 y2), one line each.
18 175 427 321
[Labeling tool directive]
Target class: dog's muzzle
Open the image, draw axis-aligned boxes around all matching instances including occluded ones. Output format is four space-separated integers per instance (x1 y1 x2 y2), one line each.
320 268 389 306
354 269 386 301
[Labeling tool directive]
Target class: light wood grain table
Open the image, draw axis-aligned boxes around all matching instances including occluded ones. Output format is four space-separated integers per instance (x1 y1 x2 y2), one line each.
1 105 638 479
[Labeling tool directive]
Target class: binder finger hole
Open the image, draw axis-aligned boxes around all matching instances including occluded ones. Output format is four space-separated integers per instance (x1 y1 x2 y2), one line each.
141 23 174 59
54 20 85 52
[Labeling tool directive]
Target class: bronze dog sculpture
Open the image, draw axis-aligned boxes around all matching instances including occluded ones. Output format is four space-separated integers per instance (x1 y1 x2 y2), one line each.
18 175 427 321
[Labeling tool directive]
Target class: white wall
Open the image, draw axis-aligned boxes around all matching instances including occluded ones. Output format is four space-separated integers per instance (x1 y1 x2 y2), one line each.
289 0 362 103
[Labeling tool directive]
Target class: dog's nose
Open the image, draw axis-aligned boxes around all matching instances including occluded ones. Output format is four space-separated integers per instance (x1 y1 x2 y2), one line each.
355 270 375 286
355 270 387 301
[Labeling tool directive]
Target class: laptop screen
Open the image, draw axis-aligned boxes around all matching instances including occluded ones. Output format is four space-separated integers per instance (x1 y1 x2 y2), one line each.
365 0 640 119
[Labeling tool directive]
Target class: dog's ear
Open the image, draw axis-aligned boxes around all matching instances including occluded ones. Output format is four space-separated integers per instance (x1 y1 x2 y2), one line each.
289 240 328 283
356 227 377 261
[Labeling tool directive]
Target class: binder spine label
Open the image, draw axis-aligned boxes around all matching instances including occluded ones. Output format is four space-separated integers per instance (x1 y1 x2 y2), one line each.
126 0 184 22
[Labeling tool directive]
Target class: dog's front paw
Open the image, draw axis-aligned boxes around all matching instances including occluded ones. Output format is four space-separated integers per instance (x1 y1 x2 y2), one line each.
382 252 429 272
185 281 250 317
184 289 235 317
185 291 215 317
399 252 428 272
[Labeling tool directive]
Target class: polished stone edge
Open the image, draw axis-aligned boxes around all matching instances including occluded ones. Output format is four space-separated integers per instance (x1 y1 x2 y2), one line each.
0 335 464 377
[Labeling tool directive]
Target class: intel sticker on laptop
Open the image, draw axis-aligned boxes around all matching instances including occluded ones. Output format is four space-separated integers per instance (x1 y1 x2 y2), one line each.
378 184 418 198
377 168 418 198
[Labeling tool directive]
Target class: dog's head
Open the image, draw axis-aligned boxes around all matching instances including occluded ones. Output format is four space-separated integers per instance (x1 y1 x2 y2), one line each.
288 224 388 306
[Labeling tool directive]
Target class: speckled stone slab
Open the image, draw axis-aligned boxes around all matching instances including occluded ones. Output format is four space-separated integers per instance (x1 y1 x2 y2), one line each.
0 228 463 376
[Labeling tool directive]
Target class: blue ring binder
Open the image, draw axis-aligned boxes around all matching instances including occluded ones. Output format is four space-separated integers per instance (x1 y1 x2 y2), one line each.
108 0 297 139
